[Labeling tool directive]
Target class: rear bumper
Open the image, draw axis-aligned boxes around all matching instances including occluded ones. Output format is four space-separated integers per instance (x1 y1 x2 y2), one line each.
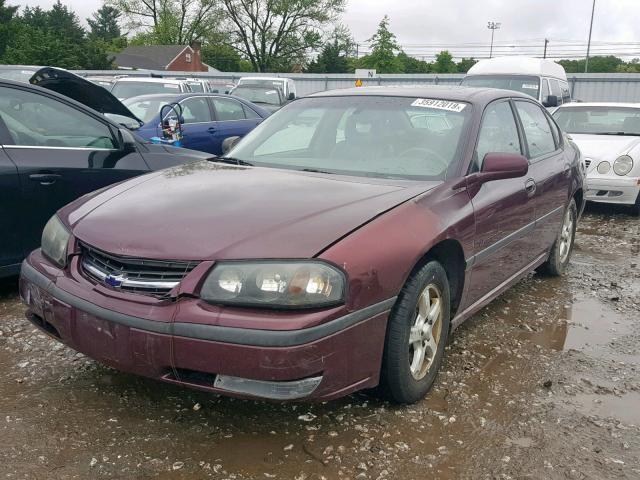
585 176 640 205
20 254 392 401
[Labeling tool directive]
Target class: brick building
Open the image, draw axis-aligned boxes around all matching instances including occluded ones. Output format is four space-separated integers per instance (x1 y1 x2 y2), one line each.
112 42 215 72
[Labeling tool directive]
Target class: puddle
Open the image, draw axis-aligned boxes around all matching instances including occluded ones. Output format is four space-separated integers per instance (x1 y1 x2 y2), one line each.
570 391 640 425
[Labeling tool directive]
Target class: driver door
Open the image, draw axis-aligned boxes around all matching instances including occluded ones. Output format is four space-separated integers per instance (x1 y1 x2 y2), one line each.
0 84 149 256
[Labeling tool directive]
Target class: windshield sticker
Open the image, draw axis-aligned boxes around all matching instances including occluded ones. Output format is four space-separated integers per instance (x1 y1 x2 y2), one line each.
522 84 538 90
164 84 180 89
411 99 466 112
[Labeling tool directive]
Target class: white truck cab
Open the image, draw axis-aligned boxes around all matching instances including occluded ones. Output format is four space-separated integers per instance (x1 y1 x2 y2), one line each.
461 56 571 108
237 76 297 100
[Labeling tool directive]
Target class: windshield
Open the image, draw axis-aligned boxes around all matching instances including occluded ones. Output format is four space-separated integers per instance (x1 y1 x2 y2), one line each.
123 96 180 123
553 106 640 135
227 96 472 180
232 87 282 105
188 82 204 92
461 75 540 99
111 81 183 99
239 79 285 90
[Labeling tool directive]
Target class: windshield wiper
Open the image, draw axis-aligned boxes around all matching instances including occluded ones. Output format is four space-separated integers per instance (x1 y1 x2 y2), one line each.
594 132 639 136
211 156 254 166
301 168 334 174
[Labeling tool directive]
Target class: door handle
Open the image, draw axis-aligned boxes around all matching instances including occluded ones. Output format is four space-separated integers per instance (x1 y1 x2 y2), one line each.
29 173 61 185
525 178 537 197
207 127 217 134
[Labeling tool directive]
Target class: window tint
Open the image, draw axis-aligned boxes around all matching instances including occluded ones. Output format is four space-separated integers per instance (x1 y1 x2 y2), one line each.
212 98 246 121
476 101 521 169
515 101 557 158
0 86 116 149
180 97 211 123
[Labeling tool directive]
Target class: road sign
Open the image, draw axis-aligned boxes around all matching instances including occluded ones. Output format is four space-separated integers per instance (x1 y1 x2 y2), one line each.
355 78 363 87
355 69 377 79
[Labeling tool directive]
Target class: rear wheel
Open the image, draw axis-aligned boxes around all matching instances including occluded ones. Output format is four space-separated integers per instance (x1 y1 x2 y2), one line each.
539 199 577 276
380 261 451 404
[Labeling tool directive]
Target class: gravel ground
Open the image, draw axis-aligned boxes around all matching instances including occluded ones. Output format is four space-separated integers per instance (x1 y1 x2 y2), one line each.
1 204 639 480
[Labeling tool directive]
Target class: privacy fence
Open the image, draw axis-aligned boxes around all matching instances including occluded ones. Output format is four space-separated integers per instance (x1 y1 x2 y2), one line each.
76 70 640 102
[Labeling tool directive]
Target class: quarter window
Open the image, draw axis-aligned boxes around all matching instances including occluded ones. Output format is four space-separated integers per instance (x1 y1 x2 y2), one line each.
515 101 557 158
212 98 246 121
475 101 522 169
0 86 116 149
242 104 261 119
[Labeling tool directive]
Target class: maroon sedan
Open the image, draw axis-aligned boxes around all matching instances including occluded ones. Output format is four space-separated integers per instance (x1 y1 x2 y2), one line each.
20 87 585 404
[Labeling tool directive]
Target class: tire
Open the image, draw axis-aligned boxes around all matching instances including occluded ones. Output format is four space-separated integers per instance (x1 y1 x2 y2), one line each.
379 261 451 404
631 193 640 217
539 199 577 277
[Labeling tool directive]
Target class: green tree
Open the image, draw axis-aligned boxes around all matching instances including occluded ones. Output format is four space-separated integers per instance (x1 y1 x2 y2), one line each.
432 50 457 73
307 26 355 73
558 56 624 73
0 0 18 59
88 5 122 43
397 52 430 73
221 0 346 72
456 57 478 73
360 16 404 73
201 40 243 71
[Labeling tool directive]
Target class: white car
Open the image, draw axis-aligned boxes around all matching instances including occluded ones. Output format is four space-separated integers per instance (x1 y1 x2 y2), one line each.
553 102 640 215
110 77 193 100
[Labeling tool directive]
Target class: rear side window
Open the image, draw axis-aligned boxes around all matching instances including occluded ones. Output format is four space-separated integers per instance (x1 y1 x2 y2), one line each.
180 97 212 124
242 104 261 119
475 101 522 170
514 101 557 159
212 98 246 121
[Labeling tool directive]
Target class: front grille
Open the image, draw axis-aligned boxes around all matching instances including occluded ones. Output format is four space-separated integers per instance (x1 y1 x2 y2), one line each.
585 159 591 168
80 243 198 297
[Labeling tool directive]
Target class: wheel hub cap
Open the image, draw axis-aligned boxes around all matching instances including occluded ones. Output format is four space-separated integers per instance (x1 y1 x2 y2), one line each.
409 284 443 380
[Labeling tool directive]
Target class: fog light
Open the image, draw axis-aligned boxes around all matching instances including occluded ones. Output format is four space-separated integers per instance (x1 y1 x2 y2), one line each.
597 161 611 174
214 374 322 400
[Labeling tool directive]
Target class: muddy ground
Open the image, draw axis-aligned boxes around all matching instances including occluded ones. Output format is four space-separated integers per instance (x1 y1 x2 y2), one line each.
1 204 639 480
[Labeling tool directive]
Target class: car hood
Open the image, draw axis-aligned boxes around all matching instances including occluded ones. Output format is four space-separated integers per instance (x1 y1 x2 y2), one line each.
67 162 437 261
568 133 640 161
29 67 141 124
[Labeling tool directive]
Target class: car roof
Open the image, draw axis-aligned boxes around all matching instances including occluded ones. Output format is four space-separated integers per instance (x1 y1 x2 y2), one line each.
467 56 568 81
308 85 533 104
239 77 289 81
113 77 189 84
556 102 640 109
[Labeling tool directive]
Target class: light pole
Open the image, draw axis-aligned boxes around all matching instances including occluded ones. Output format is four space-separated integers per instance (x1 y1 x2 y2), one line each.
487 21 501 59
585 0 596 73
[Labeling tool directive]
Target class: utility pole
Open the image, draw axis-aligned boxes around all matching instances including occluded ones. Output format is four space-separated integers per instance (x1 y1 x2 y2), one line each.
543 38 549 59
356 43 359 59
585 0 596 73
487 22 501 59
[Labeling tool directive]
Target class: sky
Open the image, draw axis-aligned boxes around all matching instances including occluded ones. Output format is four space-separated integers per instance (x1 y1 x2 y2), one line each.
13 0 640 60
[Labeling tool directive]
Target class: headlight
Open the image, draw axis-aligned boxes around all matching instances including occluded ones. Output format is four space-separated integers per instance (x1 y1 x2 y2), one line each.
613 155 633 176
200 261 346 309
596 161 611 174
41 215 71 268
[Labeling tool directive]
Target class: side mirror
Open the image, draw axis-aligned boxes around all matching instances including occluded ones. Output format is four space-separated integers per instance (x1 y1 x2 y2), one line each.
288 92 296 101
543 95 559 108
222 136 241 155
477 153 528 183
118 128 137 152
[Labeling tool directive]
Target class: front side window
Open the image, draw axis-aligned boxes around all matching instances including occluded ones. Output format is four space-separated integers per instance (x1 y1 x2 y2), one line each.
228 96 472 180
475 101 522 170
461 75 540 99
559 81 571 102
0 86 116 149
212 98 246 121
180 97 212 123
549 79 563 104
553 107 640 136
515 101 557 158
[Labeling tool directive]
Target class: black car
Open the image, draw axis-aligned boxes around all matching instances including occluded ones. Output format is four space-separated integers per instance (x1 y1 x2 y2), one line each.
0 68 212 277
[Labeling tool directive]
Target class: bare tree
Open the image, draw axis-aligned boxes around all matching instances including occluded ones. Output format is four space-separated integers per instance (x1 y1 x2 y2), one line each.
220 0 346 72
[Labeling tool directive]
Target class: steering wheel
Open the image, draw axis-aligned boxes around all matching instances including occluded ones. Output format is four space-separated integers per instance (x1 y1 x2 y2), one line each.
86 136 114 148
398 146 450 173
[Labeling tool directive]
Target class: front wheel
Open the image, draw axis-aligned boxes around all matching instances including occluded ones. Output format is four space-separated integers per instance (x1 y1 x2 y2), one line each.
539 199 577 276
380 261 451 404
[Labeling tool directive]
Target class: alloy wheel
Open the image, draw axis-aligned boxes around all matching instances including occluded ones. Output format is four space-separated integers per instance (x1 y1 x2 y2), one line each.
408 284 443 380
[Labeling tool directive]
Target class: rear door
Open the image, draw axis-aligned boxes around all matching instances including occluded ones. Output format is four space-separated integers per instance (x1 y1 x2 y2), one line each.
0 145 22 272
513 100 569 255
177 96 216 154
465 99 536 305
209 97 263 155
0 84 149 256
